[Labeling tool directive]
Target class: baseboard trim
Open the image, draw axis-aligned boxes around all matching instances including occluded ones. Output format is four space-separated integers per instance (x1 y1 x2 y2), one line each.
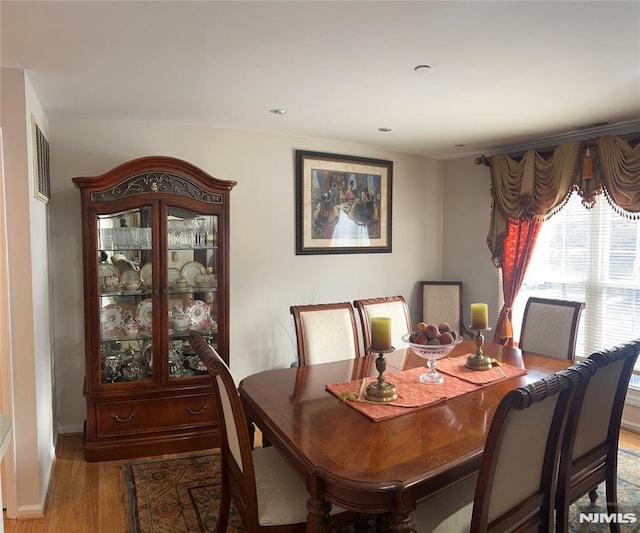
14 504 44 520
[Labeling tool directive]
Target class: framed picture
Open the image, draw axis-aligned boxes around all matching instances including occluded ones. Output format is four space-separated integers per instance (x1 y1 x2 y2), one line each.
31 115 50 203
295 150 393 255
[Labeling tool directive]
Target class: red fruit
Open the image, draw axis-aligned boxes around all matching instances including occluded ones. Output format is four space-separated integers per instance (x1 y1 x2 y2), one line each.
425 324 440 339
438 322 451 333
413 332 428 345
438 332 454 345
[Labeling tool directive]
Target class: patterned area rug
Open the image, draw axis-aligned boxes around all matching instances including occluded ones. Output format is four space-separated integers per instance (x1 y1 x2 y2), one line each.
125 448 640 532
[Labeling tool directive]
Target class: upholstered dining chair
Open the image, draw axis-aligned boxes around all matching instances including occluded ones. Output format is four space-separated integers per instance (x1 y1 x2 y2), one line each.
413 360 597 533
188 333 353 532
353 295 412 351
555 339 640 533
289 302 362 366
419 280 472 338
519 297 585 359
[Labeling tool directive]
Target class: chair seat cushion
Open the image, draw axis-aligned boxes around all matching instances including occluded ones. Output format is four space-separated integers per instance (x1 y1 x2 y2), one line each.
413 473 477 533
253 446 345 526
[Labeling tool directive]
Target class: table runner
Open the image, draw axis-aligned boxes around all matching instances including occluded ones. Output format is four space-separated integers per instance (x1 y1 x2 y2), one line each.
325 356 527 422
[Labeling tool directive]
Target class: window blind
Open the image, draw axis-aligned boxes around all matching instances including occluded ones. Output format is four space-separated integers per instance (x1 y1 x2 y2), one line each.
511 192 640 388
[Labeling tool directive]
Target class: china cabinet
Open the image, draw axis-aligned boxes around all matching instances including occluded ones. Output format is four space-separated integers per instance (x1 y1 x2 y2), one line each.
74 156 236 461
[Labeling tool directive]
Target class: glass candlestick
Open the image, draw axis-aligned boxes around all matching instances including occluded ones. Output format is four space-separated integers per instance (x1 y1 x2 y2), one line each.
365 347 398 402
465 327 493 371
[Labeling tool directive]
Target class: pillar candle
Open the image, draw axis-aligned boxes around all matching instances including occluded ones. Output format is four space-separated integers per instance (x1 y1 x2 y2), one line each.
470 303 489 329
370 317 392 350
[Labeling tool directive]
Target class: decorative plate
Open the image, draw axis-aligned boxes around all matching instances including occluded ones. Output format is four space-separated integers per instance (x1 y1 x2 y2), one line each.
136 299 153 330
121 269 140 284
191 319 218 334
181 261 206 285
98 263 120 282
168 267 182 286
140 262 152 286
100 304 123 333
186 300 210 328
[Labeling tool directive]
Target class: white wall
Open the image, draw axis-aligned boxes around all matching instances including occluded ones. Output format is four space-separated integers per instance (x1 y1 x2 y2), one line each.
0 68 55 518
441 157 498 326
50 119 450 433
24 76 56 515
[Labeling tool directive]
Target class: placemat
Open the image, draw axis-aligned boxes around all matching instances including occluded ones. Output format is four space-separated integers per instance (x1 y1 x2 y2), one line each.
327 366 478 421
437 355 528 385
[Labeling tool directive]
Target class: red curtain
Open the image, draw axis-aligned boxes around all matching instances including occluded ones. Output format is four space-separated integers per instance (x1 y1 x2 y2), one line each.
493 218 542 346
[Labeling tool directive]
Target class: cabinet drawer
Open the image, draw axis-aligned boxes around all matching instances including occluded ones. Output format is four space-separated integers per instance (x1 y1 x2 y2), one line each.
96 395 216 437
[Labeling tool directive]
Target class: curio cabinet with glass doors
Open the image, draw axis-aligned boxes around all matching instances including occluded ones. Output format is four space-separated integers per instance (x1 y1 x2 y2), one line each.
74 156 236 461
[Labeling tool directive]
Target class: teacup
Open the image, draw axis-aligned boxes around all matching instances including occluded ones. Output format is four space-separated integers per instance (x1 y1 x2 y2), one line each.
124 281 140 291
172 312 191 331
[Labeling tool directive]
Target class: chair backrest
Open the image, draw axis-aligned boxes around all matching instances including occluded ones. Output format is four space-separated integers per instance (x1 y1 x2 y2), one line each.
188 333 261 526
470 360 596 532
290 302 362 366
556 339 640 516
353 295 412 350
519 297 585 359
419 281 468 336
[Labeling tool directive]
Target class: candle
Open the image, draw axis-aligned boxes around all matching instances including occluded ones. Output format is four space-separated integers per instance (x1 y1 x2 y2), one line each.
370 317 392 350
470 303 489 329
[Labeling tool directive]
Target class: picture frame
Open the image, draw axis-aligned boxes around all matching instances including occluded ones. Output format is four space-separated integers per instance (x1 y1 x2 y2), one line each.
295 150 393 255
31 115 50 203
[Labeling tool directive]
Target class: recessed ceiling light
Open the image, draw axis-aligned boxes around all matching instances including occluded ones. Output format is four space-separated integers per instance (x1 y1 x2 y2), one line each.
454 144 466 148
269 108 287 115
414 64 432 73
378 127 392 132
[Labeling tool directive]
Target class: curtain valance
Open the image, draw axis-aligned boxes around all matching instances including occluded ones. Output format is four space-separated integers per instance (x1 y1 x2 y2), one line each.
487 135 640 266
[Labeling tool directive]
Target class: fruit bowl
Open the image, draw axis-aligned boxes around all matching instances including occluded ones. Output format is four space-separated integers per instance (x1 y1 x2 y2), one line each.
402 333 463 384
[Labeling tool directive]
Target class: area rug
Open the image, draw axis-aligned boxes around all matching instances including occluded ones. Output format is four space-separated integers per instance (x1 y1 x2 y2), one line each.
125 448 640 532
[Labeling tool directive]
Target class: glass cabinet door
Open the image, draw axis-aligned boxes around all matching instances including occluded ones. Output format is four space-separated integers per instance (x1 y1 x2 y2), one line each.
97 207 153 384
166 210 218 379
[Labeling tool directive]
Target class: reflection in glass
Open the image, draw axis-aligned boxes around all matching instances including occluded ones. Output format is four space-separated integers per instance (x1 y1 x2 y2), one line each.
166 210 219 379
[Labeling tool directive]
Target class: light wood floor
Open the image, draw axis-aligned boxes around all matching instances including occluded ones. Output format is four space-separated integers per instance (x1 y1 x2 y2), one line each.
5 428 640 532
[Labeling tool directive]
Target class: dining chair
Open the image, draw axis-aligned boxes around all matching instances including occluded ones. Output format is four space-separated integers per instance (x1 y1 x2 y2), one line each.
519 296 585 359
419 280 472 338
353 295 412 351
555 338 640 533
289 302 362 366
413 360 597 533
188 332 353 532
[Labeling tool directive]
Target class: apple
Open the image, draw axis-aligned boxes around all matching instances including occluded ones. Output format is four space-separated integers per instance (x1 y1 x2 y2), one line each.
438 322 451 334
438 332 454 345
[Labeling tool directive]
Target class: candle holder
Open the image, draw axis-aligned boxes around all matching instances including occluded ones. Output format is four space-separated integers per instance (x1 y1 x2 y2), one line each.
365 347 398 403
465 327 493 371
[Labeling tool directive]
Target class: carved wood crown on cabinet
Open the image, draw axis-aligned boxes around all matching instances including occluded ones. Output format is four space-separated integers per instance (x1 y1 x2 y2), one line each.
73 156 236 461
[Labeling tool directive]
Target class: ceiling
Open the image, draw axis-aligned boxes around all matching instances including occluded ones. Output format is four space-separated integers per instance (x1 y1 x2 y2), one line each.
2 1 639 160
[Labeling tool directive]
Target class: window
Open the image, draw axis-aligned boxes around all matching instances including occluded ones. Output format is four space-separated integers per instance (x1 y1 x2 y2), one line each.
511 192 640 388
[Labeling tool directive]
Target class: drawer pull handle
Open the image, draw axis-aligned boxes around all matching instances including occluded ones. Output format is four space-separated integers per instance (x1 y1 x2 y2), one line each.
185 405 208 415
111 411 136 423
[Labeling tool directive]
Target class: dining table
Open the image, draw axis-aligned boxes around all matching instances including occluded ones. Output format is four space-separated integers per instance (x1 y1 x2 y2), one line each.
238 339 572 532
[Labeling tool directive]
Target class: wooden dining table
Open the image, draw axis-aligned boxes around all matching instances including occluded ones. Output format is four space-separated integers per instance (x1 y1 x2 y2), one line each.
238 340 572 532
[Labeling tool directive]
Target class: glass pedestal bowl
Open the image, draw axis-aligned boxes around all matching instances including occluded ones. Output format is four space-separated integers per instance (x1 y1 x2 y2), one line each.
402 333 463 384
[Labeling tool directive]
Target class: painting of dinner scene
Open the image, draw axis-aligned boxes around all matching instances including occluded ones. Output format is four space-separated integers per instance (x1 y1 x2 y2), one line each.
296 150 392 254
